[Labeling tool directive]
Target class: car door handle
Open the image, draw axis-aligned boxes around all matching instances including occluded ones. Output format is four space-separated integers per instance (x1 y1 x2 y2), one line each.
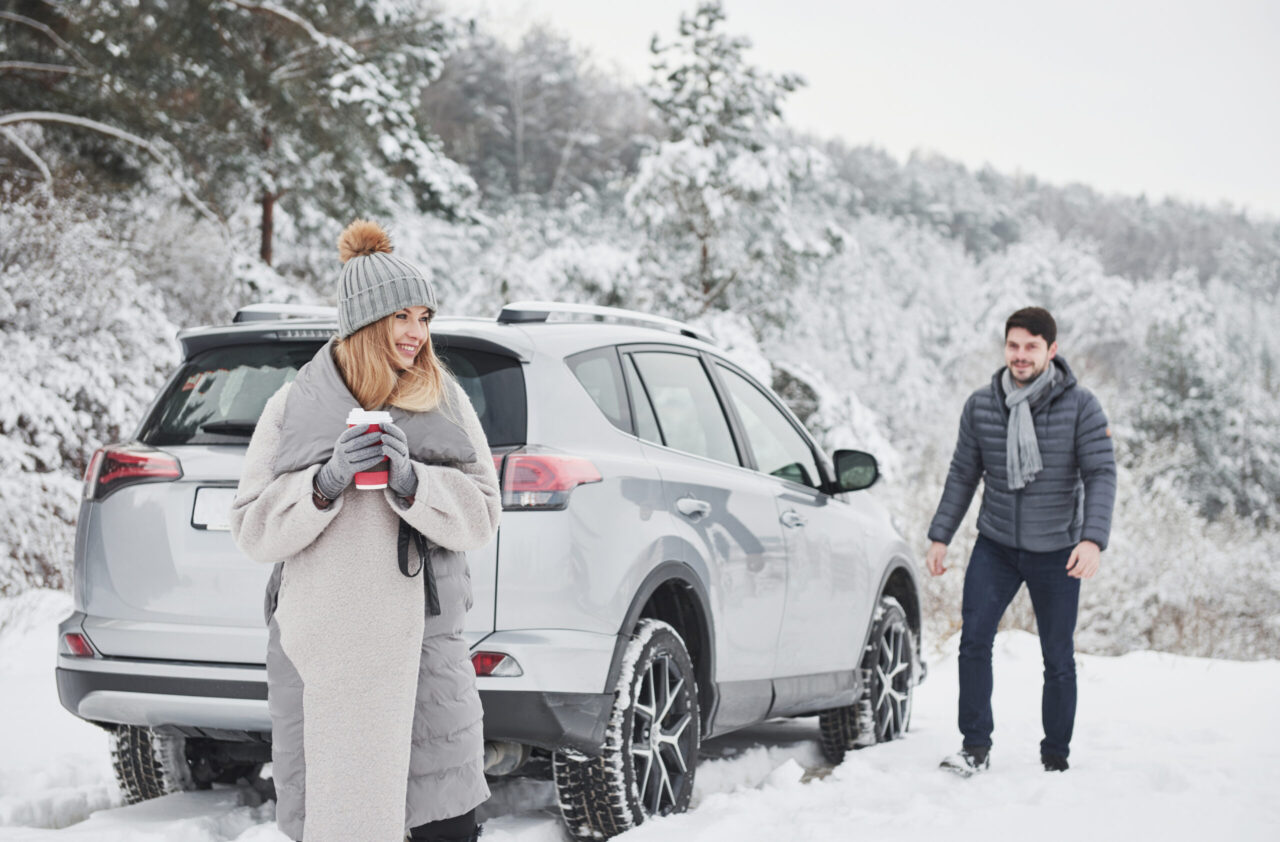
675 496 711 519
780 509 806 528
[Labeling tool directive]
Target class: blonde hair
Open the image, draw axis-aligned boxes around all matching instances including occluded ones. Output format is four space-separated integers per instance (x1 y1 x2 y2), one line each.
333 313 455 414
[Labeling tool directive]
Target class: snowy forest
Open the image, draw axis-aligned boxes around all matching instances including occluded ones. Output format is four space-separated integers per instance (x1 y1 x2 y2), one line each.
2 0 1278 659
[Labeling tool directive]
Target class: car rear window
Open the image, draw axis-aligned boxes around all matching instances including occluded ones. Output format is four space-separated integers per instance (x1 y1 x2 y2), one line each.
138 342 526 447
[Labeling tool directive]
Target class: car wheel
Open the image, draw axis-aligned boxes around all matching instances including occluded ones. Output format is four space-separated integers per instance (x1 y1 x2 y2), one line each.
111 726 264 804
553 619 700 840
111 725 199 804
818 595 916 765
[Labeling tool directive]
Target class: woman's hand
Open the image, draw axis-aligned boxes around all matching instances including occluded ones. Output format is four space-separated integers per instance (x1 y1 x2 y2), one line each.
381 422 419 499
315 424 385 500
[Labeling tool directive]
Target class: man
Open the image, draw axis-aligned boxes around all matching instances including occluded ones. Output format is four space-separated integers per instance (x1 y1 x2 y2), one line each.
926 307 1115 776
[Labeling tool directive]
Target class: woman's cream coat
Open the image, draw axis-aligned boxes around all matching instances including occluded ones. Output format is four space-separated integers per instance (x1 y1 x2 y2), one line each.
230 358 500 842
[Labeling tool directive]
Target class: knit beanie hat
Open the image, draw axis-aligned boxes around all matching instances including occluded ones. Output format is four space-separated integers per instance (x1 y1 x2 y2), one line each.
335 219 437 338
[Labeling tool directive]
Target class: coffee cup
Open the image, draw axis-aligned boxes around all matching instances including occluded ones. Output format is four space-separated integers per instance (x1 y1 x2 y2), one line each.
347 408 393 490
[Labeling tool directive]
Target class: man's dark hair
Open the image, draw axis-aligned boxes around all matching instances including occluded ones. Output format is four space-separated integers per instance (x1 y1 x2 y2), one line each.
1005 307 1057 345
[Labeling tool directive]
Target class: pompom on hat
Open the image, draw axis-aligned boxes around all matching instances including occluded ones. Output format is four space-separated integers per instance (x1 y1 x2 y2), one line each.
335 219 437 338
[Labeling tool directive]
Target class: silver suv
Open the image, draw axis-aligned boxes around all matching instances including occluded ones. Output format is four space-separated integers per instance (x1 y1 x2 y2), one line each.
56 301 923 839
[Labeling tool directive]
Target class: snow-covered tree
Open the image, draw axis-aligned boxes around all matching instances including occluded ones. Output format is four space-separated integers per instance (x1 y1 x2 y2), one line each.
1 0 474 263
4 6 1279 658
625 1 834 320
0 186 178 594
1128 281 1280 525
422 24 653 201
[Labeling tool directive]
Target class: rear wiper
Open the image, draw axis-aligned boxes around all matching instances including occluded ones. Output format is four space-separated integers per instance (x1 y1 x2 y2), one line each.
199 421 258 437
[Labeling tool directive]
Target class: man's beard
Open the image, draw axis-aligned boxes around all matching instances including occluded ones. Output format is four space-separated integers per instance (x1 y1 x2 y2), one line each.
1010 360 1047 386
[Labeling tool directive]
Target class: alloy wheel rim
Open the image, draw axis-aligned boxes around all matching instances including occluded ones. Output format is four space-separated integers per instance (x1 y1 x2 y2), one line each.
874 621 912 740
630 651 694 816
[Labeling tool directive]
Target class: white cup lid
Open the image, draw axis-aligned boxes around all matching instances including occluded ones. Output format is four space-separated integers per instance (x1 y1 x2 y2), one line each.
347 408 394 425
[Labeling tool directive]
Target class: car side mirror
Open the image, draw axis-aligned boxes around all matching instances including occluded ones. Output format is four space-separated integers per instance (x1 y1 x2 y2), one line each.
832 449 879 492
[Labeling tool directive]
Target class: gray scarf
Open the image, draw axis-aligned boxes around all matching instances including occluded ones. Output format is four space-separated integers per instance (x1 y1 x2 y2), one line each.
1002 361 1058 490
272 338 476 477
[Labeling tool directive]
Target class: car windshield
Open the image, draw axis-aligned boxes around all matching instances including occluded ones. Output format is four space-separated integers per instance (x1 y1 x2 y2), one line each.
138 341 526 447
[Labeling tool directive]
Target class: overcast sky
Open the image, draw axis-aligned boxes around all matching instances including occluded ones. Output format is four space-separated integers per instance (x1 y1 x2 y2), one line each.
449 0 1280 218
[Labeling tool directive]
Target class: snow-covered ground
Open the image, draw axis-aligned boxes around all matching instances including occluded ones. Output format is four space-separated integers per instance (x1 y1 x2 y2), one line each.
2 589 1277 841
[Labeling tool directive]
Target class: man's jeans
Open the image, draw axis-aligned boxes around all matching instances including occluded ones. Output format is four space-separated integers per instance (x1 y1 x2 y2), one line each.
958 533 1081 758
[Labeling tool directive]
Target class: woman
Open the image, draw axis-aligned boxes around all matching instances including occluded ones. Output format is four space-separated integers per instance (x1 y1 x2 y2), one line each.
230 220 499 842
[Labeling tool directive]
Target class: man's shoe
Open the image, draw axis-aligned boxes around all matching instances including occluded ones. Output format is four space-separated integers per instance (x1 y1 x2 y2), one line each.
1042 753 1069 772
940 745 990 778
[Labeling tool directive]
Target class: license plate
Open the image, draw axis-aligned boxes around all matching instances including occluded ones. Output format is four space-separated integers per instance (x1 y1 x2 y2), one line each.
191 487 237 531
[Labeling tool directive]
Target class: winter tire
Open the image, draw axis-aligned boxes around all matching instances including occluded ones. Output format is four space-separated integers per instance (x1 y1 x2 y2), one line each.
553 619 700 841
111 726 264 804
818 595 916 765
111 725 200 804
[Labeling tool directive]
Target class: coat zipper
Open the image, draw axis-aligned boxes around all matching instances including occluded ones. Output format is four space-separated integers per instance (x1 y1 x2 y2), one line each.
1015 489 1022 549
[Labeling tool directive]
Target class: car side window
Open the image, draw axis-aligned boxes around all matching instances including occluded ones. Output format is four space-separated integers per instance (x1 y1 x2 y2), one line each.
566 346 631 434
717 364 822 489
623 354 664 444
631 351 739 466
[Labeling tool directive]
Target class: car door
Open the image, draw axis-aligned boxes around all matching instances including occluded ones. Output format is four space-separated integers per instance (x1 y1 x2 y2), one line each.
710 360 876 713
621 346 788 730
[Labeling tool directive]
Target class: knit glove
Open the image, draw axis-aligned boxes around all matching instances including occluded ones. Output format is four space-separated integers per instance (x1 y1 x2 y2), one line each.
381 422 419 499
314 424 385 500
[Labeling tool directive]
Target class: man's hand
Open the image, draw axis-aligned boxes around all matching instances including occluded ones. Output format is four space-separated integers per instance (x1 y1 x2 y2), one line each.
925 541 948 576
1066 540 1101 579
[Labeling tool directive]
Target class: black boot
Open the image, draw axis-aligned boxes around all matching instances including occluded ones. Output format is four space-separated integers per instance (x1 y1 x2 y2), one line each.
939 744 991 777
408 809 481 842
1042 753 1069 772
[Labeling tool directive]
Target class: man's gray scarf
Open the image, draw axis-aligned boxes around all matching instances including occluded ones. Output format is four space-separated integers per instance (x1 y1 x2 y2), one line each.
272 338 476 477
1002 362 1058 490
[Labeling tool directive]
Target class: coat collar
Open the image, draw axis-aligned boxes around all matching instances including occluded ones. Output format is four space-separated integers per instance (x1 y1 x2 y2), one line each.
272 338 476 476
991 355 1076 420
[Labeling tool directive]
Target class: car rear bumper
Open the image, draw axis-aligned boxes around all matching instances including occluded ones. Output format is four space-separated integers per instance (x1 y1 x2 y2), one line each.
56 621 620 755
56 662 611 754
56 663 270 731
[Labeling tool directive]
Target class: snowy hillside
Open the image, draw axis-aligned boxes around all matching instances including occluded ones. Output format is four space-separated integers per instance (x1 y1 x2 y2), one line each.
2 590 1276 841
4 1 1278 657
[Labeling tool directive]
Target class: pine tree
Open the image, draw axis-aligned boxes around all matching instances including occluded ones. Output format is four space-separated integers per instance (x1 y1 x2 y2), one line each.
624 1 832 320
0 0 473 264
1130 282 1280 525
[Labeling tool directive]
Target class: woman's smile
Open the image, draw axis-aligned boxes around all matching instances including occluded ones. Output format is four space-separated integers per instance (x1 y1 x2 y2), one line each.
392 305 432 366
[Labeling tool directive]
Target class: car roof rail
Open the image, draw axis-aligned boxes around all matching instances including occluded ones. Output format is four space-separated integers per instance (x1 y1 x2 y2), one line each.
496 300 717 346
233 303 337 323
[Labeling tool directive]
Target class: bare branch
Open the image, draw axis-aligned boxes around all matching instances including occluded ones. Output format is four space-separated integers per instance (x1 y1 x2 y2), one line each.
0 127 53 183
271 48 331 83
0 10 90 65
236 3 420 84
0 60 92 76
698 268 739 315
548 132 580 197
223 0 339 49
0 111 224 228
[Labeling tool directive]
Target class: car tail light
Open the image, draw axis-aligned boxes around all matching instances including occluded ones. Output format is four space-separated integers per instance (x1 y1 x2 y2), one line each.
471 651 522 677
61 632 96 658
497 448 601 510
83 444 183 501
